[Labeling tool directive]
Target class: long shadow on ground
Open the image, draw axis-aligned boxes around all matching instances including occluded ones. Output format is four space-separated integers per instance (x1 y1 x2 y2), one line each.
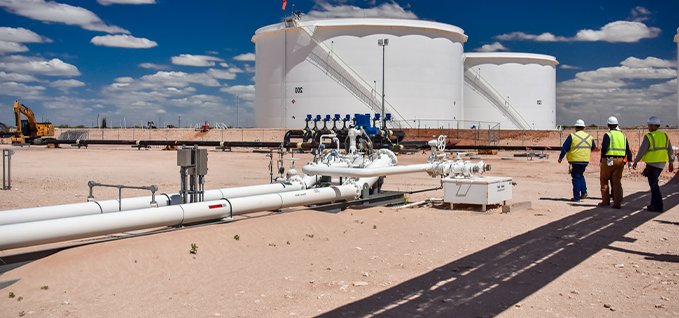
319 175 679 317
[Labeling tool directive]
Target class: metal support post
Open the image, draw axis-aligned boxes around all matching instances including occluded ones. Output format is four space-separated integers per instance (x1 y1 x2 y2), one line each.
2 149 13 190
87 181 158 211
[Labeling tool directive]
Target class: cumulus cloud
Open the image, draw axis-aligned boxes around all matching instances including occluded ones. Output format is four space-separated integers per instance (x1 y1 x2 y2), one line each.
91 35 158 48
629 6 651 22
560 64 582 70
305 1 417 19
496 21 660 43
168 94 224 108
233 53 255 61
139 62 170 70
0 71 39 82
620 56 677 68
171 54 224 67
207 67 242 80
0 0 129 34
0 81 45 97
0 40 28 54
50 79 85 92
140 71 220 87
220 84 255 101
474 42 508 52
557 56 678 126
0 27 51 43
97 0 156 5
0 57 80 76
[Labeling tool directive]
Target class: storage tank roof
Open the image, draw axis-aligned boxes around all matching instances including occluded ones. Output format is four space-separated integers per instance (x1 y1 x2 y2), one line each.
463 52 558 65
253 18 467 42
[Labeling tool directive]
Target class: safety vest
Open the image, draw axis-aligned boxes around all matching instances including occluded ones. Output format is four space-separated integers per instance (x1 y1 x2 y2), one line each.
566 130 593 162
641 131 670 163
605 130 627 156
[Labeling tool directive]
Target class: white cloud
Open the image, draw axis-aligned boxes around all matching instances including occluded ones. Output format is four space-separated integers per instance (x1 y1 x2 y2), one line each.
0 71 39 82
560 64 582 70
0 27 51 43
0 57 80 76
557 56 678 126
206 50 219 55
50 79 85 92
207 67 242 80
620 56 676 68
97 0 156 5
171 54 224 67
91 35 158 48
0 0 129 34
629 6 651 22
474 42 508 52
496 21 660 43
168 94 224 107
139 62 170 70
305 1 417 19
220 84 255 101
0 40 28 54
141 71 220 87
219 62 229 67
233 53 255 61
0 81 45 97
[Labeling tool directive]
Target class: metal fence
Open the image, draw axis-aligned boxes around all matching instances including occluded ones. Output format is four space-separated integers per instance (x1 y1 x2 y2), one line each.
392 119 501 146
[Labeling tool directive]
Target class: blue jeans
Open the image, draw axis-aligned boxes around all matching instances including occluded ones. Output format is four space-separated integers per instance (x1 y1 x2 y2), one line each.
646 165 663 209
571 164 588 200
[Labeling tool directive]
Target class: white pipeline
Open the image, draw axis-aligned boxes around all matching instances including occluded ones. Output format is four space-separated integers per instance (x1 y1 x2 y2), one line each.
0 185 358 251
0 182 305 226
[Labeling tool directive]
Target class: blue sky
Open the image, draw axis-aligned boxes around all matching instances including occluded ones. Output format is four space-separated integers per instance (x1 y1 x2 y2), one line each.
0 0 677 128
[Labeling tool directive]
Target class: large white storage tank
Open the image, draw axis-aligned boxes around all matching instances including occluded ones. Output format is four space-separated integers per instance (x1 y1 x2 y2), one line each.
462 52 558 130
252 18 467 128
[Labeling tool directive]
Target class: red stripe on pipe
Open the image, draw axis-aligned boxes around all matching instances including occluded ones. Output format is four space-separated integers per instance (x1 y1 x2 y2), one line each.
209 204 225 209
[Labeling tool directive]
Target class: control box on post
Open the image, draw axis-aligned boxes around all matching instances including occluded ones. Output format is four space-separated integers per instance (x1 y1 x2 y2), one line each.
177 146 208 204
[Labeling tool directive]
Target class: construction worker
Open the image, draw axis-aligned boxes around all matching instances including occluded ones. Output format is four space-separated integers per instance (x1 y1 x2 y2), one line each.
598 116 633 209
558 119 596 202
632 116 675 212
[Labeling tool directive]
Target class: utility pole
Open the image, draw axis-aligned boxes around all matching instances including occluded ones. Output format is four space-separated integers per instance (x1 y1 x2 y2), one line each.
236 95 240 128
178 115 181 128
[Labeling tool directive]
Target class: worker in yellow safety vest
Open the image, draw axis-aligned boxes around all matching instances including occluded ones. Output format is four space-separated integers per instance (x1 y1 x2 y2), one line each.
558 119 596 202
598 116 633 209
632 116 675 212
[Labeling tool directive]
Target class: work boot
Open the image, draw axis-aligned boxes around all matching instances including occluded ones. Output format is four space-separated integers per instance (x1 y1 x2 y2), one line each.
646 205 663 212
597 202 609 207
570 198 580 202
581 193 588 199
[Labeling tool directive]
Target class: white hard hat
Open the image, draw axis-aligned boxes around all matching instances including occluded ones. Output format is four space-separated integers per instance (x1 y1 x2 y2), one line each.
648 116 661 125
607 116 618 125
574 119 585 127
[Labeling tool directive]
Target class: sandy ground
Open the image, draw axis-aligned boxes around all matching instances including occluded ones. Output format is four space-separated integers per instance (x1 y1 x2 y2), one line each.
0 132 678 317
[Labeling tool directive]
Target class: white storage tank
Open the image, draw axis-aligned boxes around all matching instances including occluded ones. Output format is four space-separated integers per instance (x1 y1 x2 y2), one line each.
462 52 558 130
252 18 467 128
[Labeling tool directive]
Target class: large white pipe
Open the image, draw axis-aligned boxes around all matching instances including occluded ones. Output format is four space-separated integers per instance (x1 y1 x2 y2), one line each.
0 185 358 251
303 163 434 178
0 182 305 226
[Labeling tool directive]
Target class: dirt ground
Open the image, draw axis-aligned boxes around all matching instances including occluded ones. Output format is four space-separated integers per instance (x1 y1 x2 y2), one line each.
0 130 678 317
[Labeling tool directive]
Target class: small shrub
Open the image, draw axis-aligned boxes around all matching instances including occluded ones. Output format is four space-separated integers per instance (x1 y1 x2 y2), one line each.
306 234 314 238
19 311 25 317
269 243 276 247
8 292 14 298
373 225 377 229
190 243 198 254
286 241 290 245
41 286 48 290
234 234 240 241
17 296 23 301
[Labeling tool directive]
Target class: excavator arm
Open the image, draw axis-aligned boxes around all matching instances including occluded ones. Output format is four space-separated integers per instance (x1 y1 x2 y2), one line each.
11 100 54 144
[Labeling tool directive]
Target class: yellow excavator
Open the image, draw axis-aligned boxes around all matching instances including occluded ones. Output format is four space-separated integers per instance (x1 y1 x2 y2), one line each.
11 100 55 144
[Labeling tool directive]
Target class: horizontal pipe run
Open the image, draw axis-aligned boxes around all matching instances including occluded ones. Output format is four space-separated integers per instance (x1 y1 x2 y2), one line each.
0 185 358 251
0 182 305 226
302 163 434 178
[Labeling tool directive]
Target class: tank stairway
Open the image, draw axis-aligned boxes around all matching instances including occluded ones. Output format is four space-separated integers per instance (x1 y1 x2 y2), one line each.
463 66 532 130
292 18 410 128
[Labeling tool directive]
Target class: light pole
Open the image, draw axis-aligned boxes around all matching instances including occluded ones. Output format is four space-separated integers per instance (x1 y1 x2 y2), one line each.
378 38 389 129
236 95 239 128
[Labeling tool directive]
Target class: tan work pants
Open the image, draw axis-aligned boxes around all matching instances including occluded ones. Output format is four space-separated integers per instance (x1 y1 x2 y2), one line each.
600 157 625 207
